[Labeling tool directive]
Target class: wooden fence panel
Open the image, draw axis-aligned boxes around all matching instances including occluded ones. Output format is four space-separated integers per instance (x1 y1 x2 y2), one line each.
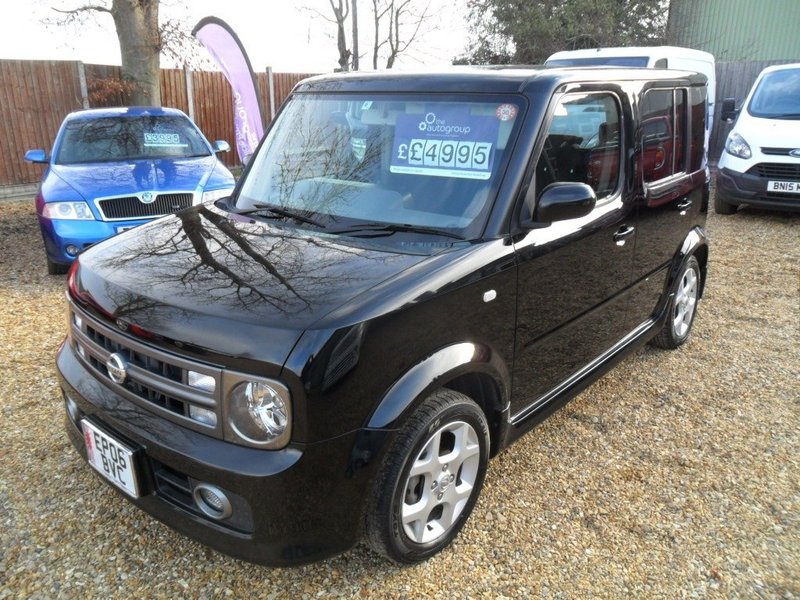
710 59 796 161
191 70 238 167
160 68 189 115
0 60 319 186
0 59 84 186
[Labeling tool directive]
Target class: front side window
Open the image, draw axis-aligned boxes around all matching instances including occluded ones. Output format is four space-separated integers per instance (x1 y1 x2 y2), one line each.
534 92 621 200
640 89 688 183
236 94 524 241
748 68 800 119
57 115 211 164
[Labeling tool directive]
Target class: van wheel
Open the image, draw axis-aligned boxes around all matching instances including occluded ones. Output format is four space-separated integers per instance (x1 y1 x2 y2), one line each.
651 256 701 349
713 191 736 215
47 258 69 275
365 389 490 563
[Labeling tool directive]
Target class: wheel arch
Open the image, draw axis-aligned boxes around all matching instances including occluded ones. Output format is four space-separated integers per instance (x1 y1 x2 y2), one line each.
365 342 511 457
677 225 709 298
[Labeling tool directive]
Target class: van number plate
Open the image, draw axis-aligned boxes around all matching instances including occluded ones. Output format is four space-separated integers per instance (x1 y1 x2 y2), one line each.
81 419 140 498
767 180 800 194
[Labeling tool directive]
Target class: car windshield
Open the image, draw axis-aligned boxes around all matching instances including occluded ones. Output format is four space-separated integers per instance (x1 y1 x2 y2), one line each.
235 93 524 241
748 68 800 118
56 115 212 164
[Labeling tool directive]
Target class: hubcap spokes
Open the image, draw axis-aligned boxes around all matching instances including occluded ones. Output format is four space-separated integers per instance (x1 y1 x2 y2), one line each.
401 420 480 544
673 268 698 337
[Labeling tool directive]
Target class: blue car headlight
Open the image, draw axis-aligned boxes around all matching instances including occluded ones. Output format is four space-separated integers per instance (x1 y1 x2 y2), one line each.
201 188 235 204
42 201 95 220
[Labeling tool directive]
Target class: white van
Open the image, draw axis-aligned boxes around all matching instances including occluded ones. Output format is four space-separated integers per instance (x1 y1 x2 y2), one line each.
546 46 716 148
715 63 800 214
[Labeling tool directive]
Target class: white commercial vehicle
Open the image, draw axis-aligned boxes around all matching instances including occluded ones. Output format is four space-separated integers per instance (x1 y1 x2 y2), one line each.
545 46 716 152
715 62 800 214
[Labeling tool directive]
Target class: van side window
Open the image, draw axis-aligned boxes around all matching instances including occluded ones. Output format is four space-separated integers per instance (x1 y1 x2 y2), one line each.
640 89 688 182
536 93 621 201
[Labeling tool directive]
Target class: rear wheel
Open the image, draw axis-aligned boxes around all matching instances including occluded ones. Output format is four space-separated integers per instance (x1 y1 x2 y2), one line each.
714 191 736 215
365 389 490 563
651 255 701 349
47 258 69 275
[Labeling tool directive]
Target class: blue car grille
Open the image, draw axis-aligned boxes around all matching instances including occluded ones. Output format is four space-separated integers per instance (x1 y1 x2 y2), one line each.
97 193 194 220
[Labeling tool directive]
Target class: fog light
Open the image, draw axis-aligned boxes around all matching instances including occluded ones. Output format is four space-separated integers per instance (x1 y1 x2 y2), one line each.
64 392 80 423
193 483 232 520
187 370 215 393
189 405 217 427
65 244 80 256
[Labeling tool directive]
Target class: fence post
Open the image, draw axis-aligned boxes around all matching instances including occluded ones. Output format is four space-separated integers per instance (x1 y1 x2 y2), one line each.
77 61 90 109
266 66 276 119
184 65 195 121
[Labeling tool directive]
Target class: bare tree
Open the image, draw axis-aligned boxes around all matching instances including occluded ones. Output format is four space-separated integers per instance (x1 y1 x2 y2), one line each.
371 0 433 69
328 0 352 71
51 0 162 105
351 0 360 71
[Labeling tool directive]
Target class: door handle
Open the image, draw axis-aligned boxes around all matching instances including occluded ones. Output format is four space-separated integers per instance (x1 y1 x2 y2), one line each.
613 225 635 246
677 199 693 213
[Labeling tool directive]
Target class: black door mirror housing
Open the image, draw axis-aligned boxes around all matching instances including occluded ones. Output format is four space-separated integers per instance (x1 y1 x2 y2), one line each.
521 182 597 228
721 98 738 123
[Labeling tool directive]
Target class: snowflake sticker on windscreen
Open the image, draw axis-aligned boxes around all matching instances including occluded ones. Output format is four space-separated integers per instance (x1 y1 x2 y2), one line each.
390 108 500 180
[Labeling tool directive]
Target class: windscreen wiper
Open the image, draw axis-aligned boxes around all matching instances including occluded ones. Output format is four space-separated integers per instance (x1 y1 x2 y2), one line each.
326 222 464 240
240 203 326 228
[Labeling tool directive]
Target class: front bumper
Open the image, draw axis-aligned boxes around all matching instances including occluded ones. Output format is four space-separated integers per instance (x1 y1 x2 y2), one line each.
716 167 800 212
38 216 151 266
57 341 375 566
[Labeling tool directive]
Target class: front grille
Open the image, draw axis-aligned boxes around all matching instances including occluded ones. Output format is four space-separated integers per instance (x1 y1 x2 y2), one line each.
761 147 798 156
69 302 223 438
749 163 800 179
97 192 194 220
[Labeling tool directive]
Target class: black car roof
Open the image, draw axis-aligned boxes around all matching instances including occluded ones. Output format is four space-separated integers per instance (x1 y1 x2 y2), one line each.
293 66 708 95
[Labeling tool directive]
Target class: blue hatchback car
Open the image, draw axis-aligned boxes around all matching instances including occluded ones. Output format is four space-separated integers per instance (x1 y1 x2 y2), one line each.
25 107 236 273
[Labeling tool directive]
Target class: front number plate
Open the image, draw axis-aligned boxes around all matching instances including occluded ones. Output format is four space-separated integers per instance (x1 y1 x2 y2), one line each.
81 420 140 498
767 180 800 194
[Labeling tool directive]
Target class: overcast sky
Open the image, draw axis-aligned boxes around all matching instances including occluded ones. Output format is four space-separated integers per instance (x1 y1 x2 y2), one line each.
0 0 470 73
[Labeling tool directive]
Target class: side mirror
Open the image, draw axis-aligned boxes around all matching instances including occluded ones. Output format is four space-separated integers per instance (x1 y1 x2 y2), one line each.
24 149 48 164
521 182 597 228
213 140 231 153
721 98 738 123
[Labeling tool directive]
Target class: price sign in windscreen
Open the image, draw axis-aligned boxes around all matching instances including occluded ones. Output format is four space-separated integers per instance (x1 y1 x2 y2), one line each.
390 108 500 180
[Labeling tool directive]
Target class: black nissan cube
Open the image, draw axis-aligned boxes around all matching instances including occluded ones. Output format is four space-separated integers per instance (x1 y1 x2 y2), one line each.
58 66 709 566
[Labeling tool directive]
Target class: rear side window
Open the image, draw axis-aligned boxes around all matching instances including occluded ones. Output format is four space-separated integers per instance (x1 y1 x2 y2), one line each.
535 92 621 200
640 89 688 183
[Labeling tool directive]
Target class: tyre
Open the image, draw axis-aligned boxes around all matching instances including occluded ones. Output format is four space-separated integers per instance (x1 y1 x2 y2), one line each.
47 258 69 275
650 255 701 349
713 191 736 215
365 389 490 563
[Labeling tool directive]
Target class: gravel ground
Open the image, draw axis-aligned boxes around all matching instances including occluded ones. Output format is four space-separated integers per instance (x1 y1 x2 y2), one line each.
0 199 798 598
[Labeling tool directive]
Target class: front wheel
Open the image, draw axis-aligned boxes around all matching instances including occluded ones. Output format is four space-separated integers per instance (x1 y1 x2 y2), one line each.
365 389 490 563
47 258 69 275
650 255 701 349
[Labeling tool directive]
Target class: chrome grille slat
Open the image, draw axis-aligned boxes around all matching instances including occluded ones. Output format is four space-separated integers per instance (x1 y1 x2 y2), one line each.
69 301 223 437
95 191 195 221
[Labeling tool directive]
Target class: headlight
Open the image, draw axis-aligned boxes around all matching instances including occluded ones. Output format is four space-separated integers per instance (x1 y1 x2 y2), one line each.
227 379 291 448
41 201 94 220
725 132 751 159
201 188 234 203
